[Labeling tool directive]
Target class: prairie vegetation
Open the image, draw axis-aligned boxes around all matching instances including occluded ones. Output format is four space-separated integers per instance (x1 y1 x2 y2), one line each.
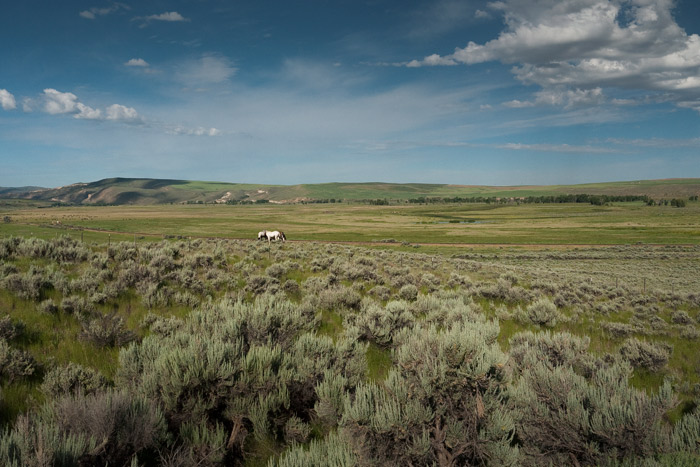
2 198 700 245
1 233 699 465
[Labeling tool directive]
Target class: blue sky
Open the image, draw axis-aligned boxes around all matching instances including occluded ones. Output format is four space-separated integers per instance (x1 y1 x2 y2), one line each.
1 0 699 187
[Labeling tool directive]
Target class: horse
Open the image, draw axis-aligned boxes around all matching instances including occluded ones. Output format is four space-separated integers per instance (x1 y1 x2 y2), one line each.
257 230 268 241
261 230 286 242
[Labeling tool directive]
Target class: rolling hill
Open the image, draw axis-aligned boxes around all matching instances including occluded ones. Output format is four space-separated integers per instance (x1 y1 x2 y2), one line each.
0 177 698 205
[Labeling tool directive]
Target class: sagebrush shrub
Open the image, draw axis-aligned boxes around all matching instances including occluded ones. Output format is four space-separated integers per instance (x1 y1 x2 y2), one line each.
163 420 227 466
38 298 58 314
369 285 391 301
245 274 280 295
61 295 95 316
398 284 418 302
283 279 300 296
479 278 532 303
2 267 47 301
48 389 167 466
274 432 357 467
0 339 37 383
341 320 518 466
510 361 675 465
266 263 288 279
284 416 311 445
0 316 24 341
79 312 136 348
523 297 559 327
318 286 362 311
509 330 599 378
0 413 96 466
602 321 638 338
41 362 109 397
346 300 414 348
671 310 693 325
619 337 672 372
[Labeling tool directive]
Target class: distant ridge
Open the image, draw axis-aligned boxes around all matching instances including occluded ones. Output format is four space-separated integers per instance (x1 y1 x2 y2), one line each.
0 177 698 205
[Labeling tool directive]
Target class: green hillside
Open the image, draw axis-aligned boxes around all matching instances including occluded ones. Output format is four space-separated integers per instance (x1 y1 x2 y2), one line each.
1 177 698 205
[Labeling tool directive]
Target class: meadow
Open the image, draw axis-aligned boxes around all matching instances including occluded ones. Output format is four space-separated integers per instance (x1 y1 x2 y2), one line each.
2 199 700 245
0 200 699 465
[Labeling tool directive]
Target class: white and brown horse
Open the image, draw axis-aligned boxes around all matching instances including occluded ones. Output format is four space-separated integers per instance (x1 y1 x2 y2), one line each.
257 230 286 242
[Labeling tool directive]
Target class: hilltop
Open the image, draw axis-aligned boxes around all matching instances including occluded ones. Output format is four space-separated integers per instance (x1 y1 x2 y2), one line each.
0 177 698 205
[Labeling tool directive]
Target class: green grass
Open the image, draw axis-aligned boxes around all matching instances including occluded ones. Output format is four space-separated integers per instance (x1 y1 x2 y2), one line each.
366 343 392 382
3 201 699 246
317 310 344 339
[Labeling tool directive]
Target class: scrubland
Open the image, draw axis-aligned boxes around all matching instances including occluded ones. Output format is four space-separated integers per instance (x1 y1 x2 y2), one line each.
1 233 699 466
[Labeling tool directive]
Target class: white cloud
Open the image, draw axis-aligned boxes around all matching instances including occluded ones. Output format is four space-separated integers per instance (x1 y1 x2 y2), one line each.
80 3 129 19
43 89 79 114
407 54 457 67
39 89 140 123
146 11 188 22
135 11 189 26
503 99 535 108
25 88 218 134
75 103 102 120
105 104 141 122
169 126 221 136
0 89 16 110
407 0 700 111
533 87 605 108
125 58 149 67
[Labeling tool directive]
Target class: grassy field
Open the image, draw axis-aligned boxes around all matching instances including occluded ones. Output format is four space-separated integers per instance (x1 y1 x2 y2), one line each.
2 200 699 246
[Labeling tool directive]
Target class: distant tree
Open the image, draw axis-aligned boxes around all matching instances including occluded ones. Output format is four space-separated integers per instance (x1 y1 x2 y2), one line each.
670 198 686 208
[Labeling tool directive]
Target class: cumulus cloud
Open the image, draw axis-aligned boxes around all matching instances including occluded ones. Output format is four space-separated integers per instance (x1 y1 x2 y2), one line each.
75 103 103 120
506 87 606 108
146 11 188 22
135 11 189 27
23 88 216 133
407 0 700 110
43 89 79 114
125 58 149 67
105 104 141 122
37 89 140 123
0 89 16 110
407 54 457 67
79 2 129 19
